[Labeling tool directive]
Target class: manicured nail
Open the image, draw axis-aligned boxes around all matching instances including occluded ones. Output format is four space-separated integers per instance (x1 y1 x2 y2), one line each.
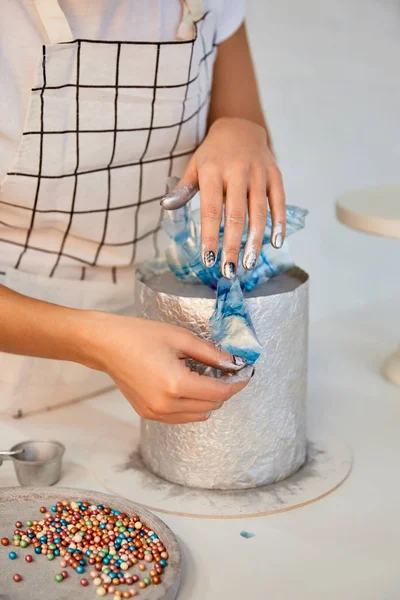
202 249 216 268
243 251 257 271
271 223 284 249
160 184 199 210
233 355 248 368
223 262 236 279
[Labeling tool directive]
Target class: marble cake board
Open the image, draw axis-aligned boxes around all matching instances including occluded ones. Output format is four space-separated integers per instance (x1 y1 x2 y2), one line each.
87 435 352 519
0 487 181 600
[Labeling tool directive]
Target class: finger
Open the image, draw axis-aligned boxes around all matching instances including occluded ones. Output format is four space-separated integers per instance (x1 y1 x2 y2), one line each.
222 169 248 279
160 162 199 210
267 164 286 248
181 365 254 401
243 164 268 270
180 332 248 371
149 412 211 425
197 163 223 268
166 398 223 414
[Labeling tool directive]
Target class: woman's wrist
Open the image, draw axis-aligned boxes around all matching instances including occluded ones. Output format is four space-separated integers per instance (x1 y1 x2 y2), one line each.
67 309 116 372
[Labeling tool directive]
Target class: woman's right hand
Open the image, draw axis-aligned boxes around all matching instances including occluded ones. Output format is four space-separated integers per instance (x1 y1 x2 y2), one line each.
85 313 253 424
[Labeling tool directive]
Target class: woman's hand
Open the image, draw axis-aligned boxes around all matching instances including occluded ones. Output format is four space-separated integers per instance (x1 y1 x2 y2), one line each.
85 312 253 424
161 117 286 278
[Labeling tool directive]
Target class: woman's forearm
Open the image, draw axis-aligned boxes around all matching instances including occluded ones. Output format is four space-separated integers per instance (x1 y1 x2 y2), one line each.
0 284 101 367
208 22 272 149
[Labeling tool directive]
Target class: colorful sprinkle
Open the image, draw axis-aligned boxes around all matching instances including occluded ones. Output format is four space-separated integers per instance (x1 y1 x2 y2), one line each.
2 499 169 595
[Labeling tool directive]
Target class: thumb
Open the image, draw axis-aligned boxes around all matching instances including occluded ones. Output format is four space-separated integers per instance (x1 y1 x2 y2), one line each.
161 161 199 210
181 332 248 372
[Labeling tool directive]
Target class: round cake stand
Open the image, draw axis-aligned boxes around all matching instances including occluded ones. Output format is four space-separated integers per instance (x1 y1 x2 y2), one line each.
336 184 400 386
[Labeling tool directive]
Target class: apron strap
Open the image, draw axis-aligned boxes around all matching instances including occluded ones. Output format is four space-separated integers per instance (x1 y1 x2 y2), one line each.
35 0 73 44
177 0 205 41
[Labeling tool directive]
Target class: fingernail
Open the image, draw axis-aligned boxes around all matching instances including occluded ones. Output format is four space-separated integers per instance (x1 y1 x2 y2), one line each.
243 251 257 271
202 249 216 268
251 368 256 378
271 223 284 249
160 184 199 210
233 355 248 368
223 262 236 279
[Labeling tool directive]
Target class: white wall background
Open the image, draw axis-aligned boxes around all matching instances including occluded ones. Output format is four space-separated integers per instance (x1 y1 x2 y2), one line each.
246 0 400 322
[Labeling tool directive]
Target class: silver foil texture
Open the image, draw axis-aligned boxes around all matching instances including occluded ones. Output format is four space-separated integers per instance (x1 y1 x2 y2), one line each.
137 268 309 490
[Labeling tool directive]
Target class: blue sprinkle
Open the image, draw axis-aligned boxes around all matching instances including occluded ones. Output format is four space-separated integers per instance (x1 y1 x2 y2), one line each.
51 505 57 512
100 524 105 529
129 545 136 552
35 547 42 554
97 505 104 509
128 527 134 532
54 538 61 544
79 559 86 566
67 548 74 553
140 531 145 537
76 565 85 574
86 550 92 556
240 530 256 539
8 552 17 560
40 536 47 543
28 533 35 539
54 549 60 556
159 559 167 567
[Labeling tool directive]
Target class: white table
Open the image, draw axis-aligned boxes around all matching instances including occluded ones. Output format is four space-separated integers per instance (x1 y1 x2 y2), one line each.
336 184 400 386
1 301 399 600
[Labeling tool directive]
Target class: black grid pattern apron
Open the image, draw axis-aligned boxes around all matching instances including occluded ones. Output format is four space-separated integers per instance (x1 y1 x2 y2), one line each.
0 0 217 417
0 1 217 281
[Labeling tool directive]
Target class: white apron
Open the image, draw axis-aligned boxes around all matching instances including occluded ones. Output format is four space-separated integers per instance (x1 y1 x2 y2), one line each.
0 0 217 418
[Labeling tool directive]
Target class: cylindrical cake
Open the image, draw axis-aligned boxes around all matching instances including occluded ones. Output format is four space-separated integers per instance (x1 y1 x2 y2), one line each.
137 267 309 490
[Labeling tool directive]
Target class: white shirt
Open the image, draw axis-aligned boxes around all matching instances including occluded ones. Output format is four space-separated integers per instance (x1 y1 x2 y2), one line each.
0 0 245 183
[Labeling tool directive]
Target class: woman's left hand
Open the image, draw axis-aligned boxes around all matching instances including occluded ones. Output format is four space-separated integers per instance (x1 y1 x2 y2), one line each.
161 117 286 278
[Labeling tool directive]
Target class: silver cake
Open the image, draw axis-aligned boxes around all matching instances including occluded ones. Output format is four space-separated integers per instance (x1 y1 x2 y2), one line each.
136 267 309 490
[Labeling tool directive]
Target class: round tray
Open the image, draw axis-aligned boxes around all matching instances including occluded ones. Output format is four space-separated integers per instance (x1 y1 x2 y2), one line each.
88 435 352 518
0 487 181 600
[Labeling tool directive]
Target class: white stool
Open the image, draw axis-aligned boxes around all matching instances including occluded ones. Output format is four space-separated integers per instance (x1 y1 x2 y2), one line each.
336 184 400 387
